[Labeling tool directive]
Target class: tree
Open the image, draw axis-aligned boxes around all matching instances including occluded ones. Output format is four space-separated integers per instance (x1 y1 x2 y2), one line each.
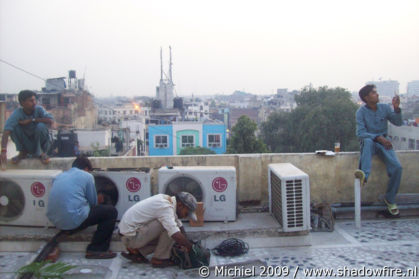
260 86 359 152
227 115 268 153
179 146 216 155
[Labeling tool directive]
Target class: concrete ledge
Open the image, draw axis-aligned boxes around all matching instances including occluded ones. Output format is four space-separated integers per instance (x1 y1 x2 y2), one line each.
5 151 419 205
0 213 315 252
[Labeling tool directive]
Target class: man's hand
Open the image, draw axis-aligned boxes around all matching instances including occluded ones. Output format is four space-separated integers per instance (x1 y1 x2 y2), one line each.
18 119 32 125
377 136 393 150
172 231 193 252
392 95 400 111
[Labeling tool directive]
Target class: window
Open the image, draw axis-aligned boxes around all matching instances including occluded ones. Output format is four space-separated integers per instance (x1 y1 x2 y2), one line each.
155 135 168 148
208 134 221 148
408 139 415 150
181 135 194 148
416 140 419 150
42 97 50 105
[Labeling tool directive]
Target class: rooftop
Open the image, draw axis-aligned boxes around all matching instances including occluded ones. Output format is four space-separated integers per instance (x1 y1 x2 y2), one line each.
1 152 419 278
1 214 419 278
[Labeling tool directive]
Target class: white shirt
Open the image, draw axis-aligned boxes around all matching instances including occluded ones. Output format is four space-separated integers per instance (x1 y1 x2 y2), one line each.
119 194 183 237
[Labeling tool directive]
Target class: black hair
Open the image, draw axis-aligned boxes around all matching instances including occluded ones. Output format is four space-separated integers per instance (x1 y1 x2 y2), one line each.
175 193 183 205
72 155 93 171
18 90 37 105
359 84 376 103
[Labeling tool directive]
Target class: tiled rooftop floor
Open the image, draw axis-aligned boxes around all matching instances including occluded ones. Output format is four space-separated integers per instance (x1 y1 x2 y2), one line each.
1 218 419 279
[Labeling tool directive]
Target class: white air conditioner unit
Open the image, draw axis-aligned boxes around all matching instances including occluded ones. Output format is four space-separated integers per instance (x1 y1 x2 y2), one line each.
0 169 62 227
268 163 311 232
93 169 151 220
158 166 237 221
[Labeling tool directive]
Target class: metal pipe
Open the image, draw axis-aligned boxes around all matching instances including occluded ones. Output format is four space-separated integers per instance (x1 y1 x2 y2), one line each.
354 178 361 229
332 204 419 213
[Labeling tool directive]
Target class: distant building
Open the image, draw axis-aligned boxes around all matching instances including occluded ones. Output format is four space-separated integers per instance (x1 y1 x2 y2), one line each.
120 118 147 155
388 123 419 150
97 102 144 124
407 80 419 96
44 77 66 92
183 101 210 121
365 80 399 97
229 108 259 128
149 108 181 124
38 89 97 129
148 121 226 155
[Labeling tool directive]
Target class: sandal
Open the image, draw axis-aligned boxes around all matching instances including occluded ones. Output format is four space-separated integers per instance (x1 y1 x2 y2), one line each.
354 169 366 186
121 251 149 263
40 153 50 165
85 250 117 259
151 258 177 268
377 210 400 219
11 153 27 164
384 199 400 216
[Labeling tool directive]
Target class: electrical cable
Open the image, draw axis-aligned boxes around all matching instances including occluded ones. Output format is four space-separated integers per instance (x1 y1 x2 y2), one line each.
0 58 46 81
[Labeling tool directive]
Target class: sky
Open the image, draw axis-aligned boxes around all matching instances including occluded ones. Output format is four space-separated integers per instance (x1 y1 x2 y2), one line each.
0 0 418 97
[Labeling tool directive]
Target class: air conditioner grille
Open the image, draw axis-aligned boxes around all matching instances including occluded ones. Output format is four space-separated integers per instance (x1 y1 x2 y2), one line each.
0 179 25 221
285 179 304 228
270 172 283 226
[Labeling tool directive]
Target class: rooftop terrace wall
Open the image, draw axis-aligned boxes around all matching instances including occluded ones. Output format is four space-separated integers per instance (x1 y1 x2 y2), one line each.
7 151 419 206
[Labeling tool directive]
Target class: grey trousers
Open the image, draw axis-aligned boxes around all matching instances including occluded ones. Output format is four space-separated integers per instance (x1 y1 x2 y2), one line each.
10 123 51 156
121 220 174 260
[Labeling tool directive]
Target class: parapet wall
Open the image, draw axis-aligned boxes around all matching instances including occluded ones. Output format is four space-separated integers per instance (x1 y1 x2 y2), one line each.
8 151 419 206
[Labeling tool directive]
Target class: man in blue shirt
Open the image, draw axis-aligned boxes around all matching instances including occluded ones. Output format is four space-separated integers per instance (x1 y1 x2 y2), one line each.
355 84 402 216
47 155 117 259
1 90 53 167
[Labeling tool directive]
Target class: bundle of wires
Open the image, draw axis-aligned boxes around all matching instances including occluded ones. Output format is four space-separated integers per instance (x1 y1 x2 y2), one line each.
212 238 249 257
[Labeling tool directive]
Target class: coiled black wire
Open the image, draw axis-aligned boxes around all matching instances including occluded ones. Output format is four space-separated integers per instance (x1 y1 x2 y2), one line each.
212 238 249 257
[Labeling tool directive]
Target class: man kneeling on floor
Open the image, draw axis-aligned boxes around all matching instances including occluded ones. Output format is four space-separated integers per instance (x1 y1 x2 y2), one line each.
118 192 197 268
47 155 117 259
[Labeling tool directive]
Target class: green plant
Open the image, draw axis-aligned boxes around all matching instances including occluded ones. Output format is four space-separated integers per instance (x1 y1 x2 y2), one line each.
16 261 76 279
179 146 216 155
90 142 110 157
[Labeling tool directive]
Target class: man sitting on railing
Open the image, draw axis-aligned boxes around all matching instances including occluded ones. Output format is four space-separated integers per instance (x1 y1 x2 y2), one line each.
355 84 402 216
1 90 53 167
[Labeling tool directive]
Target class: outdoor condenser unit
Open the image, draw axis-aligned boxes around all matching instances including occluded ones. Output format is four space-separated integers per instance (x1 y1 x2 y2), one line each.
268 163 311 232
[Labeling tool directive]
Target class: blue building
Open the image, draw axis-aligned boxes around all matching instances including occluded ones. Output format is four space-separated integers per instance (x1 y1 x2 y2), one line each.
148 121 226 156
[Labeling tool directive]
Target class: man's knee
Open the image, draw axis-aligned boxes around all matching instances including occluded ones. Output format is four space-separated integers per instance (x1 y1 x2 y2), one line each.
110 206 118 219
104 205 118 220
362 138 374 148
34 123 48 134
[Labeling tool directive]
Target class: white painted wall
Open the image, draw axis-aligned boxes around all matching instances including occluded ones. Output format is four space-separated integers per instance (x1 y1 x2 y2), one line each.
75 129 112 150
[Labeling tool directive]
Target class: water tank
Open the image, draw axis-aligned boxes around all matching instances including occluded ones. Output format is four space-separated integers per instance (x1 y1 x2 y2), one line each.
69 70 76 79
173 97 183 110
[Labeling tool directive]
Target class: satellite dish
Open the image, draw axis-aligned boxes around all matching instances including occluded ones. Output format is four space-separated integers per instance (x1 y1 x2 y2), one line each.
165 176 203 202
0 179 25 221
